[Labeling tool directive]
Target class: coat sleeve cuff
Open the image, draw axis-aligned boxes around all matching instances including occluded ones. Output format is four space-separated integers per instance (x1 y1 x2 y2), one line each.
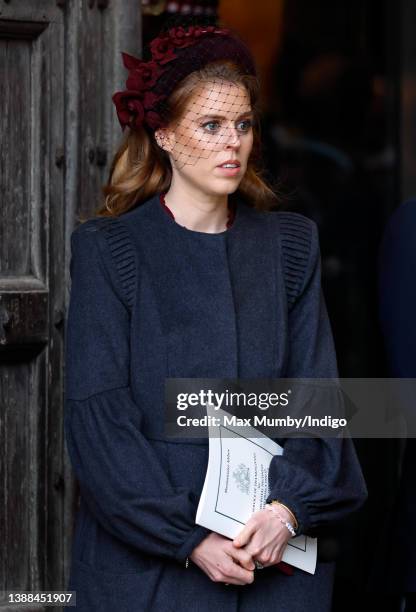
175 525 211 565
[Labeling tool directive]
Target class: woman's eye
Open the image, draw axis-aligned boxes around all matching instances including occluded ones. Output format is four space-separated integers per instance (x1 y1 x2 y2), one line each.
202 121 220 132
237 119 253 132
201 119 253 133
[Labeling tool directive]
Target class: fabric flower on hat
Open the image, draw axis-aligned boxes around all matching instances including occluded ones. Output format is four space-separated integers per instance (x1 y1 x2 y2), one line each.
167 25 229 49
112 89 166 130
125 58 162 91
112 90 145 129
168 25 199 48
150 35 177 65
149 25 230 63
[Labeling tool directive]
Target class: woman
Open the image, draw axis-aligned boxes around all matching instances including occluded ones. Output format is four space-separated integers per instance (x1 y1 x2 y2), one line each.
65 21 367 611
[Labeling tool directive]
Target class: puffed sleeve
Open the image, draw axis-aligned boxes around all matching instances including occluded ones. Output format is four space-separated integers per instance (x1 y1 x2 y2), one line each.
64 219 210 563
266 214 368 535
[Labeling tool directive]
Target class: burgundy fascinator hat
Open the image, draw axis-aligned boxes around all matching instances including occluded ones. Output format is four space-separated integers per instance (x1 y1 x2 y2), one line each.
112 21 257 132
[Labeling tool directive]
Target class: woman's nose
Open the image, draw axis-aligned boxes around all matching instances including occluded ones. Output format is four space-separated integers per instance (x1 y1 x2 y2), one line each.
223 126 241 148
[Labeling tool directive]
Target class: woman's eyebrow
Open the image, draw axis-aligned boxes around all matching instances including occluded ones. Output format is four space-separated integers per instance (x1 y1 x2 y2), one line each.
198 110 254 120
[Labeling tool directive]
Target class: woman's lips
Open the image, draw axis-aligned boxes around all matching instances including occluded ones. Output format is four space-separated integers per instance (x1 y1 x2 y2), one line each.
216 165 241 177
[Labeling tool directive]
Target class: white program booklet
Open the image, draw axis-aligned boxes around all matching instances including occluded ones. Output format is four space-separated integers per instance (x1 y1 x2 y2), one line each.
195 405 317 574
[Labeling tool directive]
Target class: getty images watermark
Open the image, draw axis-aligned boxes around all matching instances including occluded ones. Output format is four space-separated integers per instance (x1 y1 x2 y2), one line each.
175 389 346 430
164 378 416 438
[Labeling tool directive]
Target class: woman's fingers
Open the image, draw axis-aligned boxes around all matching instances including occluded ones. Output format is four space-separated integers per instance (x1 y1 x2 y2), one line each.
226 544 255 570
232 519 257 548
219 558 254 585
190 532 255 585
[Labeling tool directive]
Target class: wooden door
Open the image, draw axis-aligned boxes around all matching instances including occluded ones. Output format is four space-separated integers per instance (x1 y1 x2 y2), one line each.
0 1 141 607
0 3 65 606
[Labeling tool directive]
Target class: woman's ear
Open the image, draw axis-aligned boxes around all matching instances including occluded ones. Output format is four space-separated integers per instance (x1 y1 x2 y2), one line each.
155 128 174 153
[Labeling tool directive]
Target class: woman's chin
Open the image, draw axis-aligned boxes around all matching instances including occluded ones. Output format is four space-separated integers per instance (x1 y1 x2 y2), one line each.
210 177 244 194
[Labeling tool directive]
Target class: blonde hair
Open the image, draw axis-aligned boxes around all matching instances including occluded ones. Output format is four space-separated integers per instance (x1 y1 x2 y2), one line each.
93 60 278 219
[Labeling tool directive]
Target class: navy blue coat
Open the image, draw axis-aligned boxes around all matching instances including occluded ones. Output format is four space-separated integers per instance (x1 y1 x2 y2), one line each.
64 193 367 611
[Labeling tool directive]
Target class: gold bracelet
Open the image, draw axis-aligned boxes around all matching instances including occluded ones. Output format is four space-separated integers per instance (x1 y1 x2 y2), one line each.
270 500 298 530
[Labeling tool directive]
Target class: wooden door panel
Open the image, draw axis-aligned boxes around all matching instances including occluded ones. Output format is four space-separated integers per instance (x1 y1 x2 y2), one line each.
0 22 49 288
0 358 47 591
0 6 63 610
1 37 33 278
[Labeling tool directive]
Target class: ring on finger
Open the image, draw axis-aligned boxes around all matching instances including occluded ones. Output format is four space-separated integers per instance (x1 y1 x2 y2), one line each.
254 560 264 570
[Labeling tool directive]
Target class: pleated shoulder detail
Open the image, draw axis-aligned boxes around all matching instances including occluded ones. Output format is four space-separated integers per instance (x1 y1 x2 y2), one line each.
277 212 314 310
95 217 138 311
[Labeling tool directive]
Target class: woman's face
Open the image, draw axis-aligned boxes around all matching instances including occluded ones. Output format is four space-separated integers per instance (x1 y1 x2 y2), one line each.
156 80 254 197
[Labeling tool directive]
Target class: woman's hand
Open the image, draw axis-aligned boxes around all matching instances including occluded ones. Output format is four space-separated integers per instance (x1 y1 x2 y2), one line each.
190 532 255 585
232 506 293 568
